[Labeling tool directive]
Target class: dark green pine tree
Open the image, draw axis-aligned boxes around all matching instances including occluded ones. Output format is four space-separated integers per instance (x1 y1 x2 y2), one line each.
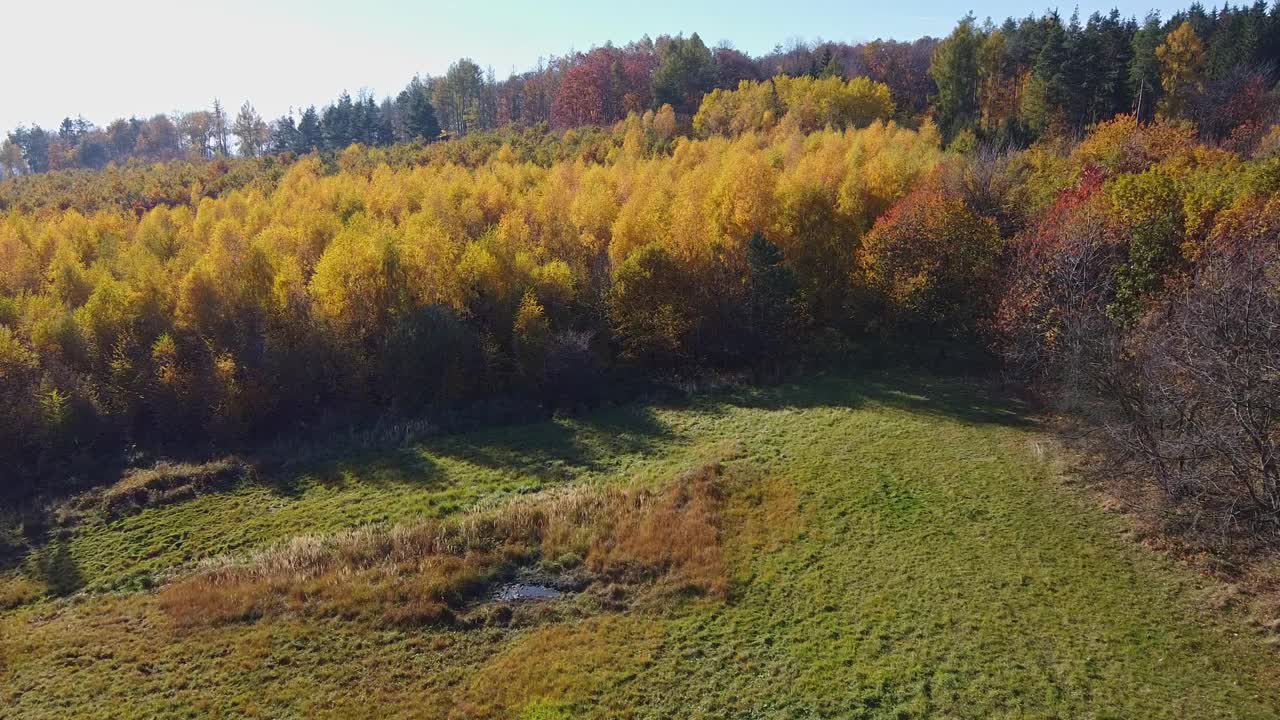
929 15 981 140
268 114 301 154
651 33 716 114
1032 12 1069 125
296 106 323 153
1129 14 1164 122
322 92 356 151
1093 11 1137 120
745 232 806 371
397 77 441 142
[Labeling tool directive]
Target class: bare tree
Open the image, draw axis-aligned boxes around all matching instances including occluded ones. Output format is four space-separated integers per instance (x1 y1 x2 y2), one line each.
1109 240 1280 532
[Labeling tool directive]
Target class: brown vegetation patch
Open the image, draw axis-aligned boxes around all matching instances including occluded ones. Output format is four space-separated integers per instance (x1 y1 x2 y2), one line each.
100 458 253 518
160 463 730 628
0 574 45 610
726 475 801 556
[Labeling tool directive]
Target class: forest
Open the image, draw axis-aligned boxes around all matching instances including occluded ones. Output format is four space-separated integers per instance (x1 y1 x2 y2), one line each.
3 1 1280 546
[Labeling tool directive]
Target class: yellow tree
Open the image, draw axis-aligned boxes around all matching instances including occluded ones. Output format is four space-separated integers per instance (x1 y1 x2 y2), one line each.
1156 22 1205 121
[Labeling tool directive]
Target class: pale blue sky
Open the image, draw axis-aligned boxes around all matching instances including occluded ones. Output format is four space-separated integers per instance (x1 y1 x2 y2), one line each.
5 0 1190 131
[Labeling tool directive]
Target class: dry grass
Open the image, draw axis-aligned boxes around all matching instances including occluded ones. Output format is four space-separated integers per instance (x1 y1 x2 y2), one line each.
0 574 45 610
160 462 729 628
98 457 252 518
450 615 663 719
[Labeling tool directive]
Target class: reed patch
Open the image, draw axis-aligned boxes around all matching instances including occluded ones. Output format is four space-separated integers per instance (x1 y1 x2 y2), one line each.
160 462 730 628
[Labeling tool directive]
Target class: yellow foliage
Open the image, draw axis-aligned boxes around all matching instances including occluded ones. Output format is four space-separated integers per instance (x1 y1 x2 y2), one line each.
694 75 894 136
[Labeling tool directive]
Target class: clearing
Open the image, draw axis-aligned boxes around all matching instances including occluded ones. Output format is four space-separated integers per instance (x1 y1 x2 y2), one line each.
2 373 1277 719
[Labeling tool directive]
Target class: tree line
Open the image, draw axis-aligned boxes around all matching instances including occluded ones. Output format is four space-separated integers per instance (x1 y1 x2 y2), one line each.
930 2 1280 147
3 3 1280 545
7 3 1279 177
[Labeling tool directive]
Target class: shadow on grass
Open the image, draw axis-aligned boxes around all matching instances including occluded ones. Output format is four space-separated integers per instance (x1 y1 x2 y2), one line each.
268 447 446 496
35 539 83 597
696 371 1034 429
300 373 1028 492
419 404 677 477
263 403 678 497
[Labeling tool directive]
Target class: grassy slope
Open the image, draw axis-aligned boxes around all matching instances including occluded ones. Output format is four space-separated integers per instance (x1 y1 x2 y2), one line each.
3 374 1277 718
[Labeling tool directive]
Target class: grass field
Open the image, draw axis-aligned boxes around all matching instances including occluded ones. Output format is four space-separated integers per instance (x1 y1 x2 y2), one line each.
2 373 1277 718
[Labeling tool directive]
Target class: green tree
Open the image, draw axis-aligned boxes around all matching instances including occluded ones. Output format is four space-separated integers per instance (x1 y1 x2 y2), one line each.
607 245 693 368
652 33 716 115
1130 13 1164 122
930 16 981 140
297 106 323 152
232 102 269 157
210 99 230 156
397 76 441 142
745 233 805 368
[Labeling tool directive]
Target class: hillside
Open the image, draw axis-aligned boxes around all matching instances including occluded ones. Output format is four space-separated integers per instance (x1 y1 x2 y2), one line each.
3 373 1277 718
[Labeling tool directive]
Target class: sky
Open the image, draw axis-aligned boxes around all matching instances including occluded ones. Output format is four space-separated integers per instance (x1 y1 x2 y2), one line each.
3 0 1191 132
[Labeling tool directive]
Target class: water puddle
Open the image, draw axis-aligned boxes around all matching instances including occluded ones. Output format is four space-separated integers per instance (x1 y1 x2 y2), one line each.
491 583 564 602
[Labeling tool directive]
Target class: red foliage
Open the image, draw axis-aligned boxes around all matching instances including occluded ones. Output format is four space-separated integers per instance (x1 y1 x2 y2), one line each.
859 171 1002 336
550 47 656 129
861 39 936 114
994 169 1122 367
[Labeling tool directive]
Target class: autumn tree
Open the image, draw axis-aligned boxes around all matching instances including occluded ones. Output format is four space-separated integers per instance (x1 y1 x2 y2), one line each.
860 170 1002 339
1156 21 1206 120
607 244 694 368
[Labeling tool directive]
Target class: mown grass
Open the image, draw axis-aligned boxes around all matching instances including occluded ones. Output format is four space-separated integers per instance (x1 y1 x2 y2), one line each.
3 373 1278 718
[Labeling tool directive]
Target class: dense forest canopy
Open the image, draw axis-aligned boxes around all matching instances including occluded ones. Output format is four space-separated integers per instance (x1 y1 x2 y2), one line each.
5 1 1280 175
3 3 1280 540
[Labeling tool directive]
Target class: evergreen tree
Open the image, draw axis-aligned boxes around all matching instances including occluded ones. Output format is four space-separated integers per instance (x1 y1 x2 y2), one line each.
652 33 716 114
1031 12 1069 127
397 76 441 141
9 126 50 173
745 232 805 369
268 114 301 154
210 99 230 156
1094 11 1138 120
930 15 981 140
232 102 268 157
297 106 322 153
1131 13 1165 121
322 92 356 150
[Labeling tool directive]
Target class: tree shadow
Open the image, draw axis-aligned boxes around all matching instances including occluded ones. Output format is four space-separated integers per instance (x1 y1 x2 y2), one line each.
35 538 84 597
418 403 678 480
196 372 1031 505
266 446 447 496
701 371 1035 429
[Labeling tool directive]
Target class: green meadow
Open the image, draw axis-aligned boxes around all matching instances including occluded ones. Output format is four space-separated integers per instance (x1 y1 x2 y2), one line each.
3 373 1276 718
